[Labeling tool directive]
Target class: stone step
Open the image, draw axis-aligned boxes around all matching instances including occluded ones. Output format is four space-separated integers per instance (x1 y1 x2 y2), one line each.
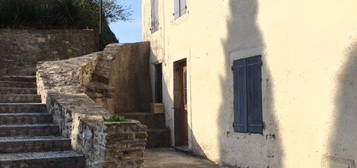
0 113 52 125
0 76 36 83
123 112 166 129
147 129 171 148
0 136 71 154
0 103 46 113
0 95 41 103
0 124 60 137
0 151 85 168
0 81 36 88
0 88 37 95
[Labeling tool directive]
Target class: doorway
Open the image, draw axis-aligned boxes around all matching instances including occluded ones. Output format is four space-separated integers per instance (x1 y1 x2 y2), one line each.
155 63 163 103
173 59 188 149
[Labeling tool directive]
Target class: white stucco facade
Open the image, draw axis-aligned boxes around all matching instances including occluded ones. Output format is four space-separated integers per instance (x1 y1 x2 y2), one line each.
142 0 357 167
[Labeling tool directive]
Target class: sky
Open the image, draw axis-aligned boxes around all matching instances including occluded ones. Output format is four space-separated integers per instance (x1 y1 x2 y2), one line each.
109 0 143 43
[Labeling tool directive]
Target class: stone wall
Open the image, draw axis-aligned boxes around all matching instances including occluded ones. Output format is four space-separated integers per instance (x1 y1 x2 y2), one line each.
0 29 98 76
79 118 147 168
37 52 100 103
46 93 147 168
37 50 148 168
84 43 153 114
37 42 153 114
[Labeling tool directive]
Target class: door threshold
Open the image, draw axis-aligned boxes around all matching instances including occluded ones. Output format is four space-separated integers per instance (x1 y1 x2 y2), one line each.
175 145 191 153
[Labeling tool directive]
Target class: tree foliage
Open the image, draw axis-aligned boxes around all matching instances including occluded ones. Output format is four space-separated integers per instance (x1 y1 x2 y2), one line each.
0 0 131 28
0 0 131 45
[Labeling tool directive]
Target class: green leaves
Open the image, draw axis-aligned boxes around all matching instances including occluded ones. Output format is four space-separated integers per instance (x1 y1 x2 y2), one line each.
0 0 131 29
104 115 128 122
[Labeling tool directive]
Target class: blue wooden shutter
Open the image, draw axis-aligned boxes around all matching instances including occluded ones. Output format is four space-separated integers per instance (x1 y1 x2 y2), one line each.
233 59 248 133
174 0 180 18
246 56 263 133
180 0 187 15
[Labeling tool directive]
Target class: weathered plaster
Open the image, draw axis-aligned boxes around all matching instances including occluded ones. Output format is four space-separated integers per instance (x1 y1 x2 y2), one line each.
142 0 357 167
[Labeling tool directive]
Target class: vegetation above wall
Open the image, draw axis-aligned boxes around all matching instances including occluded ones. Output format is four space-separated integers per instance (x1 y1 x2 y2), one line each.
0 0 132 47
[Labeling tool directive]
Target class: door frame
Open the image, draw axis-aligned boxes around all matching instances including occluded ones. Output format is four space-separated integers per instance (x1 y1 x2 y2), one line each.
173 59 189 148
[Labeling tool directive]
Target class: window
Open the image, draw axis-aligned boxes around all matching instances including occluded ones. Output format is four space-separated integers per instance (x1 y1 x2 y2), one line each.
174 0 187 18
232 55 263 134
151 0 159 32
155 63 163 103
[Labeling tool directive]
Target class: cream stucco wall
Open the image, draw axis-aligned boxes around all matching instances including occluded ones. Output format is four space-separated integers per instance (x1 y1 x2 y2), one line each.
143 0 357 167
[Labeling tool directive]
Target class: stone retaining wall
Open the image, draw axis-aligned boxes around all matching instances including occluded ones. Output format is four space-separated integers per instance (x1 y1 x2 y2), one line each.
0 29 98 76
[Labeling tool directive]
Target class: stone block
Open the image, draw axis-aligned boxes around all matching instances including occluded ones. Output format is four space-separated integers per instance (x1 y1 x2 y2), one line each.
151 103 165 114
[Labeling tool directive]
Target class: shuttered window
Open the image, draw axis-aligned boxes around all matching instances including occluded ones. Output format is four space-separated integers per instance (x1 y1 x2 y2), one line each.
174 0 187 19
232 55 263 134
151 0 159 32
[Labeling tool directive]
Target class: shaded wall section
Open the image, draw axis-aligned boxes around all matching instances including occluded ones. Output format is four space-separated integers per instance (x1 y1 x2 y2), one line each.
216 0 283 167
0 29 98 76
328 41 357 167
84 42 153 114
109 43 153 113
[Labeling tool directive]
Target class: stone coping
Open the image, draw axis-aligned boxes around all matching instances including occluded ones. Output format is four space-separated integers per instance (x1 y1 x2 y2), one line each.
104 120 140 125
81 118 141 127
47 92 138 124
47 92 108 116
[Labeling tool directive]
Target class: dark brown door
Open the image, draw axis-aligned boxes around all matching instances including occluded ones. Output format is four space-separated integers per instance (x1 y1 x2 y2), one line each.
174 59 188 147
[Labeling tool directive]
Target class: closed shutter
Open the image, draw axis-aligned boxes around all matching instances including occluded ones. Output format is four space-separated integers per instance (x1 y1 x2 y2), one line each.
233 59 248 133
174 0 180 18
233 55 263 134
246 56 263 133
180 0 187 15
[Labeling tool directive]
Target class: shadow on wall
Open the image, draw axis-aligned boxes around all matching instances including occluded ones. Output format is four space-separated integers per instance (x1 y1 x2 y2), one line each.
328 41 357 165
215 0 284 167
109 43 153 114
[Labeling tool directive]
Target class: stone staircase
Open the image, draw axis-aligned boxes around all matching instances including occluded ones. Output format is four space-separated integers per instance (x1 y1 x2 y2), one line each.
0 76 85 168
124 113 171 148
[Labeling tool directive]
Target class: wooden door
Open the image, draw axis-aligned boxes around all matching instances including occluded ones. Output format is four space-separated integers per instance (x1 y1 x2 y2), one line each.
174 59 188 147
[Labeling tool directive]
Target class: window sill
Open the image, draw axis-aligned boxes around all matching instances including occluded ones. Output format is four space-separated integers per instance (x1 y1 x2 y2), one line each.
227 131 265 138
150 27 160 34
173 11 189 25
